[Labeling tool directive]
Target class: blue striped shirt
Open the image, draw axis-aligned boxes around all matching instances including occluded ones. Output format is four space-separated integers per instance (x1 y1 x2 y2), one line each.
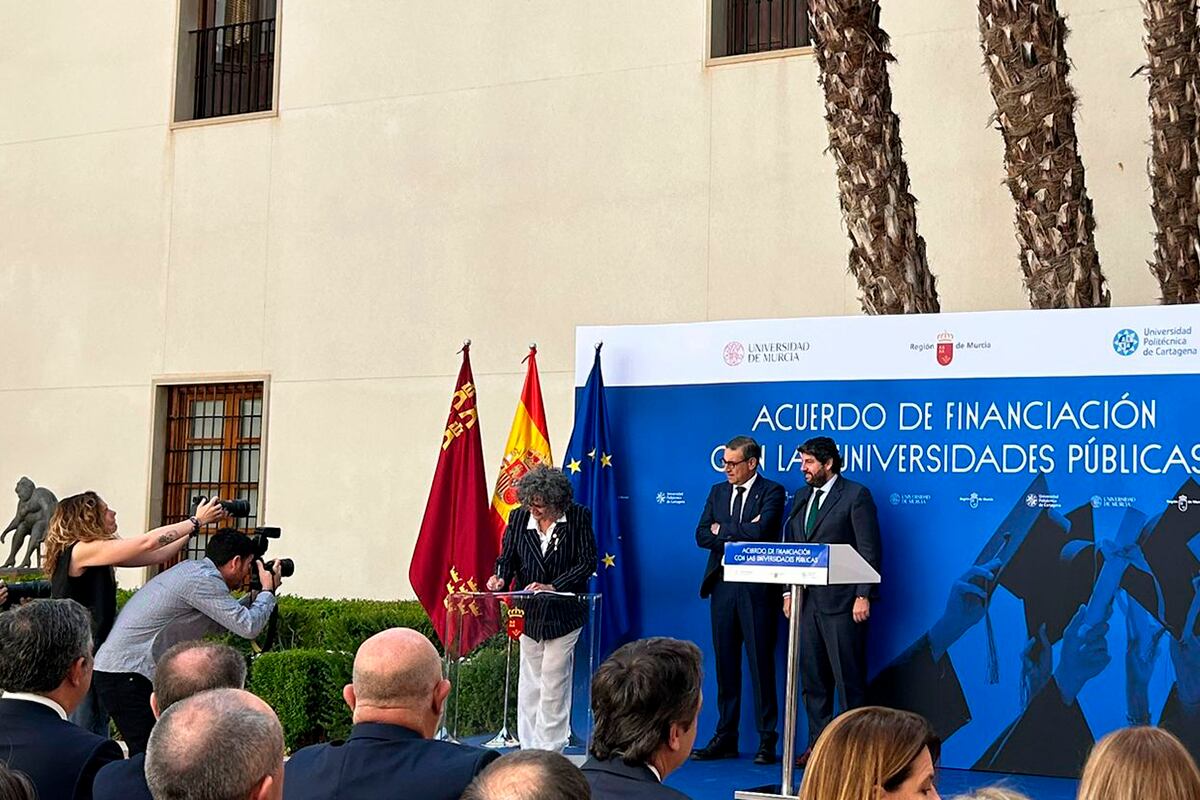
94 557 275 679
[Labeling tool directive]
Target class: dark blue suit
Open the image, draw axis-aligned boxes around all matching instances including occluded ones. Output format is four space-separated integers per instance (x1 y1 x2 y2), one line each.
0 697 123 800
784 475 882 745
581 756 692 800
282 722 499 800
93 752 151 800
695 475 785 750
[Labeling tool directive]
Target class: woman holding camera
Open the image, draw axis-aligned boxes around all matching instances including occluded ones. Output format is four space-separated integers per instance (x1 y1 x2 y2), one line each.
43 492 228 735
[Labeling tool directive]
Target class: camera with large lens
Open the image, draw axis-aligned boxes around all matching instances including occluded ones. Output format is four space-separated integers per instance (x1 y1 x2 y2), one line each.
191 496 253 518
247 526 295 591
1 579 51 607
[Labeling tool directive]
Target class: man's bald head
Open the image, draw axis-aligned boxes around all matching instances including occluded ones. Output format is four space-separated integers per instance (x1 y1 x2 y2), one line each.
145 688 284 800
462 750 591 800
344 628 449 737
153 641 247 715
352 628 441 707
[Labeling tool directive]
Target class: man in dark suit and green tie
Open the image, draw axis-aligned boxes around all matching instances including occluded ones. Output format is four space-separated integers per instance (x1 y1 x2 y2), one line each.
693 435 785 765
783 436 882 765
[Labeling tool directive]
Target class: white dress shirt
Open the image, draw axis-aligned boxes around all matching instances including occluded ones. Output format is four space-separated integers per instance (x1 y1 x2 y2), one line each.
802 473 838 522
527 512 568 556
729 473 758 520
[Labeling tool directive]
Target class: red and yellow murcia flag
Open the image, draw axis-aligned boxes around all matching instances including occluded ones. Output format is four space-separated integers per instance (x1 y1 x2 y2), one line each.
410 344 497 656
489 346 553 548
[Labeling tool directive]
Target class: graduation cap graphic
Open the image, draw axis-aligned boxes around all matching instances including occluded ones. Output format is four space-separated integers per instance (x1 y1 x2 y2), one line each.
967 475 1096 683
997 502 1099 644
1122 478 1200 640
972 473 1050 588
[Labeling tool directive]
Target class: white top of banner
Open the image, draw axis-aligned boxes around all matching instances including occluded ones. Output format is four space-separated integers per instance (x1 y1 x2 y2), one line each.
575 305 1200 387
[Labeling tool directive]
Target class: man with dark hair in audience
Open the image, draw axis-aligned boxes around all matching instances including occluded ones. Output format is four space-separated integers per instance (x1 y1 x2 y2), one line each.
93 640 248 800
461 750 592 800
94 529 281 755
284 627 497 800
0 599 123 800
145 688 284 800
582 637 702 800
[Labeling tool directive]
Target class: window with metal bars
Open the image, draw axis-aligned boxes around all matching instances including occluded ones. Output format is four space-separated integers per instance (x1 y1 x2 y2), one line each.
711 0 811 60
161 382 265 565
175 0 278 122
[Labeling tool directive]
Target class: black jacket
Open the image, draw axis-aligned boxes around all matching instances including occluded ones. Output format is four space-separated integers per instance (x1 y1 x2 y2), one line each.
93 752 151 800
695 477 786 598
581 756 692 800
0 698 123 800
494 503 597 640
283 722 498 800
784 476 882 614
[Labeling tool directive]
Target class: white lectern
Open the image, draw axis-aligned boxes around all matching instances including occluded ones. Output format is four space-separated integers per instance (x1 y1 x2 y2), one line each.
723 541 881 800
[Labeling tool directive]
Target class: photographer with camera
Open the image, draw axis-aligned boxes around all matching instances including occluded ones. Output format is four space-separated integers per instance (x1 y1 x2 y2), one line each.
92 528 285 756
41 492 230 736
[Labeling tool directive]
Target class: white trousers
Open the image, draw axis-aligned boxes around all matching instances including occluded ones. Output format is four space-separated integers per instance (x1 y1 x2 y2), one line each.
517 627 581 752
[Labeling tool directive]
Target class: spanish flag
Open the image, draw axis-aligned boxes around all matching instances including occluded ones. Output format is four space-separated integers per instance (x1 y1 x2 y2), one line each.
490 345 553 539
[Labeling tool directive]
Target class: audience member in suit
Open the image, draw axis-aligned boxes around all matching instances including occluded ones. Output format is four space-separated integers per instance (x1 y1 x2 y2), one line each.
284 627 498 800
582 637 702 800
692 436 786 765
145 688 284 800
462 750 591 800
486 465 598 752
0 763 36 800
783 436 881 766
0 599 123 800
93 640 247 800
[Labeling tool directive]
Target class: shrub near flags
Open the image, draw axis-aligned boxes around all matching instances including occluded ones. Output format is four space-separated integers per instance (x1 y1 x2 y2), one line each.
489 346 554 553
409 344 497 656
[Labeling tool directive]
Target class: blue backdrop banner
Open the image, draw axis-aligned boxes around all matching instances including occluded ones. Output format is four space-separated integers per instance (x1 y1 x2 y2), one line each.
575 305 1200 777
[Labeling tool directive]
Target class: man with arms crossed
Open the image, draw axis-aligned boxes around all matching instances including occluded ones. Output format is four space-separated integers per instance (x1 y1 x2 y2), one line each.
693 435 785 765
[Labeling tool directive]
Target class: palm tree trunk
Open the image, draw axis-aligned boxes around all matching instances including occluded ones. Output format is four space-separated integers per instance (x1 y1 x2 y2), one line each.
1143 0 1200 304
809 0 940 315
977 1 1110 308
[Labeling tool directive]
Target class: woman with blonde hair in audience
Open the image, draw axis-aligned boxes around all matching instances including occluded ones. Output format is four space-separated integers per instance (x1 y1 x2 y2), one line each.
950 789 1030 800
799 706 940 800
1077 726 1200 800
43 491 227 735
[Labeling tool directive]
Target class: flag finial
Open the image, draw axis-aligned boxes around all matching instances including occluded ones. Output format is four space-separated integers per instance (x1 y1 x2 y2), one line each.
459 339 471 354
594 341 603 353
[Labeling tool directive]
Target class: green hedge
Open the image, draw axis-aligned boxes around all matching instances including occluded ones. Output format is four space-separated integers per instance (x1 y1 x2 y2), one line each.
249 649 354 751
269 596 435 653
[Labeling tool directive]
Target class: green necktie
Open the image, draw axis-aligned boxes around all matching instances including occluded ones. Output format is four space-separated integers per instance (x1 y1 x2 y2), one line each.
804 488 823 536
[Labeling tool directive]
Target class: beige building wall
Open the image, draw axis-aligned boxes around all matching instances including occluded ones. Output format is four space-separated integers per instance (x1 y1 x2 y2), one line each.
0 1 1157 598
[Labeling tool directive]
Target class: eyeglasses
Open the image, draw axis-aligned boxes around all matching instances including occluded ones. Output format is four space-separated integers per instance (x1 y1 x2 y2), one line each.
722 459 748 469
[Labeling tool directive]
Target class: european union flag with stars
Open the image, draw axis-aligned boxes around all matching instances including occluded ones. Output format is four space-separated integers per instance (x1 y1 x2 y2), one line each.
565 344 631 658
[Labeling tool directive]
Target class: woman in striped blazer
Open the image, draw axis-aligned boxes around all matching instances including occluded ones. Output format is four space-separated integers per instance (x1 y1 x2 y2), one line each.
487 465 597 752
